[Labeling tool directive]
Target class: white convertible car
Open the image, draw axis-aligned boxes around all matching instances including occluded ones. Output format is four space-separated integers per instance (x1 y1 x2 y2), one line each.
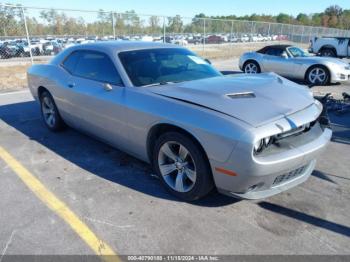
239 44 350 85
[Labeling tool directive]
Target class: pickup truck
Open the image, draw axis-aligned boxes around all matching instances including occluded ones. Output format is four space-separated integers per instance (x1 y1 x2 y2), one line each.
309 37 350 58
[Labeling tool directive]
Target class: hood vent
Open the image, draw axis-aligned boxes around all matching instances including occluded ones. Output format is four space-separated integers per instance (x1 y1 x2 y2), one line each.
227 92 255 99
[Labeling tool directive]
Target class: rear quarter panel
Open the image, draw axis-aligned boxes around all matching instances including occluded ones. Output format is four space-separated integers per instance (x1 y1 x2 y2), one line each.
27 64 80 127
27 64 59 101
239 52 264 71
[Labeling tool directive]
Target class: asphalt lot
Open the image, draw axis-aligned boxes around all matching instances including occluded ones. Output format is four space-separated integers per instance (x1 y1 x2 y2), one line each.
0 60 350 258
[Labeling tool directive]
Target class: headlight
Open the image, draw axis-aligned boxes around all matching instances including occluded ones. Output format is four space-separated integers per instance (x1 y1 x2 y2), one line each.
264 137 272 146
254 139 264 153
254 136 272 154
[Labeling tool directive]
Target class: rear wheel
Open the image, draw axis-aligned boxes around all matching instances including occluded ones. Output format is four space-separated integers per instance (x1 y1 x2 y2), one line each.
320 48 336 57
306 66 330 86
243 61 260 74
153 132 214 201
40 91 65 131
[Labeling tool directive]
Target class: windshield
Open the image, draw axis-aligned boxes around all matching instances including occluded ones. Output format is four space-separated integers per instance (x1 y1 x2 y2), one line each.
118 48 221 87
288 47 310 57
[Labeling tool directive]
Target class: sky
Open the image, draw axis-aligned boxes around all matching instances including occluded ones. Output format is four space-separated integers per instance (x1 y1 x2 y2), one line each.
3 0 350 18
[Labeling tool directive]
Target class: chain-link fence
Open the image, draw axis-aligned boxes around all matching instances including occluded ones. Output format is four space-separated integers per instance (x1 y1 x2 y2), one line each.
1 4 350 64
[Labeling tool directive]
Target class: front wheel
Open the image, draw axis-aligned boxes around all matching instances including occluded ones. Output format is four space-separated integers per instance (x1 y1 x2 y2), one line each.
40 91 65 131
153 132 214 201
320 48 336 57
243 61 260 74
306 66 330 86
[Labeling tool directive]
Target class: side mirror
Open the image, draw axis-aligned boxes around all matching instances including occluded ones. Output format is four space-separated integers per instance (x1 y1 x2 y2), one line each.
204 58 212 64
281 52 288 59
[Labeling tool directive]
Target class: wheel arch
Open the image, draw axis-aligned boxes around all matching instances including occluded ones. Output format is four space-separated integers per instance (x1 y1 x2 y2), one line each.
319 45 337 56
305 64 331 82
37 86 49 99
146 123 210 166
243 59 261 72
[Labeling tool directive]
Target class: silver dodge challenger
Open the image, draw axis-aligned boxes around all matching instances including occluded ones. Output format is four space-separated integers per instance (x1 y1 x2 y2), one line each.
27 42 332 201
239 44 350 85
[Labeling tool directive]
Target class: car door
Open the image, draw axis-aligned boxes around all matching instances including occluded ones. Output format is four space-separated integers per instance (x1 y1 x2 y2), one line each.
285 47 307 78
261 47 293 77
52 51 83 129
66 50 129 149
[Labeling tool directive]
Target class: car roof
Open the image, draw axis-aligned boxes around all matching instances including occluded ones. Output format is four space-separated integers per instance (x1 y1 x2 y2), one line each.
72 41 179 52
265 44 292 49
257 44 292 54
50 41 183 65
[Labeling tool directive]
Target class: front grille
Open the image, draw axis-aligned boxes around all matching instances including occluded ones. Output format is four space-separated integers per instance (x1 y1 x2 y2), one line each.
273 165 306 186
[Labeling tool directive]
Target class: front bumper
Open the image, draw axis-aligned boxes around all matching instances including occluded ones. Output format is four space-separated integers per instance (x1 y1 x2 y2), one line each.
211 124 332 200
330 68 350 83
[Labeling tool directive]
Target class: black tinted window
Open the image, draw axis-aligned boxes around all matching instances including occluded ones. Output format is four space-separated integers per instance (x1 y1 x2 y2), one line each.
62 51 80 73
265 48 283 56
119 48 221 87
74 51 122 85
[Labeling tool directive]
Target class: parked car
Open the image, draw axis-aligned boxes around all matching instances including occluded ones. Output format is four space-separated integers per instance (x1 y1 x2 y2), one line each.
250 34 265 42
160 36 173 44
27 42 331 201
29 40 43 55
239 34 250 42
239 44 350 85
42 41 63 55
228 35 239 43
309 36 350 58
187 36 202 45
15 43 31 57
0 44 17 59
204 35 224 44
173 38 188 46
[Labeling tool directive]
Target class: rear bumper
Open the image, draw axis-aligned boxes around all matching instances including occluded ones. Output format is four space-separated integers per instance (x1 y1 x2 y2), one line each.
211 126 332 200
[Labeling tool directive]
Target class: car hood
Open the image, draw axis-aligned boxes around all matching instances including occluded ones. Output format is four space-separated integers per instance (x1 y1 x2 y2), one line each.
148 73 314 127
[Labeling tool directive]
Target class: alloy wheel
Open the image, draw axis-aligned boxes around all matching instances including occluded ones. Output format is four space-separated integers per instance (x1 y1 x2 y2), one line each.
158 141 197 193
41 96 56 128
308 67 327 84
244 63 258 74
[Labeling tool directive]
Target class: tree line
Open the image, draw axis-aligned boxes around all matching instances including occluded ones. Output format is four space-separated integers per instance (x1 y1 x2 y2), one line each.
0 4 349 37
198 5 350 29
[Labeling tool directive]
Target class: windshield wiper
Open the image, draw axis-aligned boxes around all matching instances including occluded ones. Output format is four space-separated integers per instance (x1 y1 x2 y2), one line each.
142 81 181 87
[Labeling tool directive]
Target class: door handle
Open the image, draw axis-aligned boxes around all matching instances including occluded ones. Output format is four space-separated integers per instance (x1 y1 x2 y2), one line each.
67 82 75 88
103 83 113 91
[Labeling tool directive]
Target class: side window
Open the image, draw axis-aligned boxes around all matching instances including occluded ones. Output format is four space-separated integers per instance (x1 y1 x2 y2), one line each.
62 51 80 73
265 48 283 56
74 51 123 85
288 47 302 57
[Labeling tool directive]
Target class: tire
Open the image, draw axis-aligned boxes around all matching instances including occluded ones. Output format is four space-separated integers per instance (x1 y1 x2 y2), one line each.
152 132 214 201
243 60 261 74
39 91 65 131
320 48 336 57
306 65 330 86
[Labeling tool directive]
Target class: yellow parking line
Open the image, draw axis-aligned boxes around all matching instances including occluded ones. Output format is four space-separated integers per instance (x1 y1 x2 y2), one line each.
0 146 120 262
